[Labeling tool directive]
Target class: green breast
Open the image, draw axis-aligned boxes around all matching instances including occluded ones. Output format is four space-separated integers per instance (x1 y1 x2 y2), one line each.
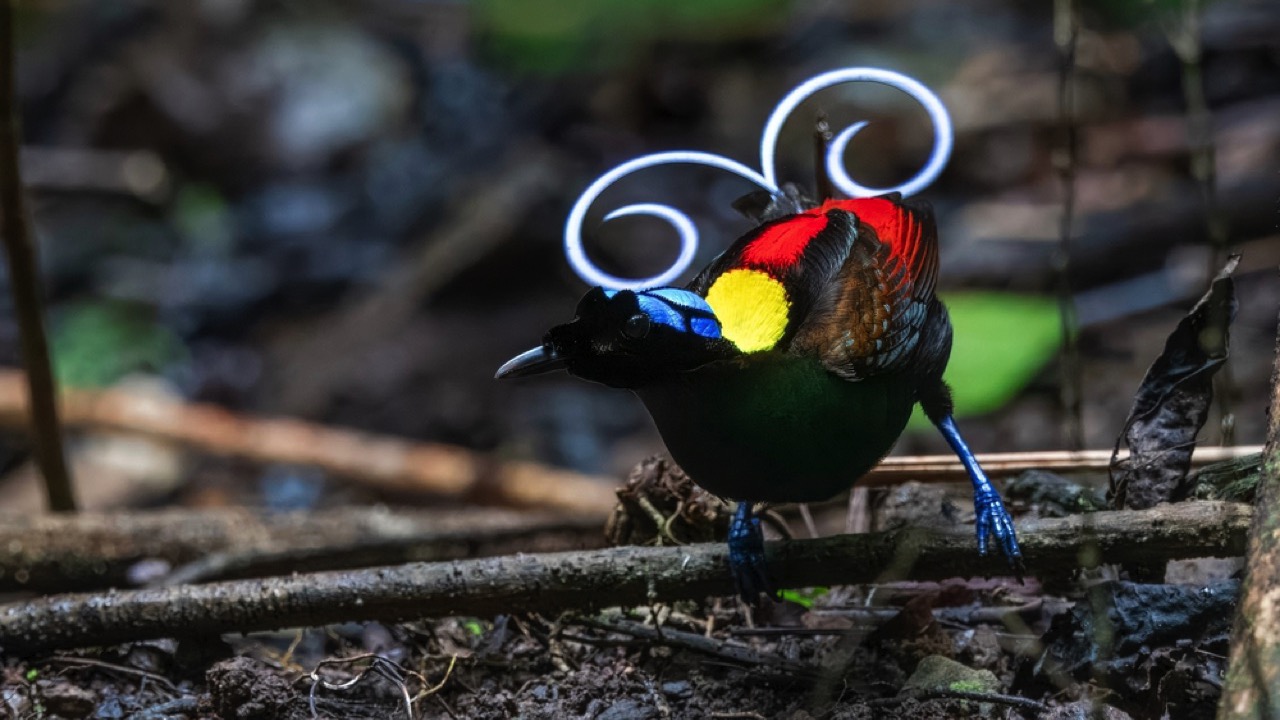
635 355 917 503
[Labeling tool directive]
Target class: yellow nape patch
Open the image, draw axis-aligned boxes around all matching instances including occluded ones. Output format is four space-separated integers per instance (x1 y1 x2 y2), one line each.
705 269 790 352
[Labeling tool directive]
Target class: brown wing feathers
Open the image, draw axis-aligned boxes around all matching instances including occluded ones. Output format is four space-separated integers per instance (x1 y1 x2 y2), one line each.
787 196 941 378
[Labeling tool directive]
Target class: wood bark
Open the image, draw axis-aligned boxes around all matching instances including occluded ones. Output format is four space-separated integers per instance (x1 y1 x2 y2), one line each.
0 507 605 593
1218 310 1280 719
0 501 1249 657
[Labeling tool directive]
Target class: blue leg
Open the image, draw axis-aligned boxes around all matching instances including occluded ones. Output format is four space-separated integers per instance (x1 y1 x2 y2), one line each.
728 502 774 603
935 415 1023 572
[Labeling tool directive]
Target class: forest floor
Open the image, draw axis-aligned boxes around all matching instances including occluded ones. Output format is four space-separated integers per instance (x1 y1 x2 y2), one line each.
0 474 1241 720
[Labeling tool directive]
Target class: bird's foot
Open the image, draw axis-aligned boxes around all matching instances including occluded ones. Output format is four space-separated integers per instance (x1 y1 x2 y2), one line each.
728 503 775 604
935 414 1026 578
973 486 1024 578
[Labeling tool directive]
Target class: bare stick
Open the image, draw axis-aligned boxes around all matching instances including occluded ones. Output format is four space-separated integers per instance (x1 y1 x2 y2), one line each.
0 501 1248 656
1053 0 1084 450
0 2 75 511
0 506 605 593
576 616 815 676
864 445 1261 484
1218 310 1280 719
1166 0 1236 445
869 689 1049 714
0 371 617 515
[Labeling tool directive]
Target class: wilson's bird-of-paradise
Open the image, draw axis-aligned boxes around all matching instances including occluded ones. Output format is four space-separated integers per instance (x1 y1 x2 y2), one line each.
497 68 1022 599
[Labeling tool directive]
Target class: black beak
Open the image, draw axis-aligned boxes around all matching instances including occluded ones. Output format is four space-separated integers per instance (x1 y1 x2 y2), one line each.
495 345 566 379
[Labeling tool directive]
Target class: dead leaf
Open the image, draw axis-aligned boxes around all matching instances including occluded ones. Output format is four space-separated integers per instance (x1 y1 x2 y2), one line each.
1108 255 1239 509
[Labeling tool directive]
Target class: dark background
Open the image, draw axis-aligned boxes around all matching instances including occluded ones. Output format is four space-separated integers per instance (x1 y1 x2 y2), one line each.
4 0 1278 511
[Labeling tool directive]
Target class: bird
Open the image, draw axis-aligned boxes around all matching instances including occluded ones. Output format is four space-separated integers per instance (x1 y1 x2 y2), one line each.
497 187 1022 601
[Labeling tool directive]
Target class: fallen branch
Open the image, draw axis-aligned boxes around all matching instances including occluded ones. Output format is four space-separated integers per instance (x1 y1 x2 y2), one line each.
0 501 1249 656
0 372 618 516
0 507 605 593
1219 308 1280 719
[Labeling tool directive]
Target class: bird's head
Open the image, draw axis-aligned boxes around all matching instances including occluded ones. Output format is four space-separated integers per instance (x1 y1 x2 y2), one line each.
496 287 736 389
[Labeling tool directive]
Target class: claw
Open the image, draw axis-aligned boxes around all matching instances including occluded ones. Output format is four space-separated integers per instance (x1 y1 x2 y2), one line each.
936 415 1024 574
974 487 1023 576
728 503 775 603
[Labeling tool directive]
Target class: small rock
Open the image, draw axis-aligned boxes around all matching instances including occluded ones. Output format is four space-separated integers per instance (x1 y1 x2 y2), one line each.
93 696 127 719
93 696 127 717
901 655 1000 695
660 680 692 699
596 698 659 720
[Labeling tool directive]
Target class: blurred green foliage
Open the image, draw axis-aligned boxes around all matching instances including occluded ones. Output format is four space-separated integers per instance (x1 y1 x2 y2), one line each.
779 586 829 609
475 0 788 74
53 301 187 388
174 184 234 255
908 292 1062 430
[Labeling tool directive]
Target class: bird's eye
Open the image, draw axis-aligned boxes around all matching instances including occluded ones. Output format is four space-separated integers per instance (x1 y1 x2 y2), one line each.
623 313 651 339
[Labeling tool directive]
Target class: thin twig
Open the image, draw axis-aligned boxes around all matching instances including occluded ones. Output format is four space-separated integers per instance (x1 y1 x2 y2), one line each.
845 487 869 533
869 688 1049 713
1166 0 1236 445
0 501 1250 656
1053 0 1084 450
48 655 179 694
577 616 816 677
797 504 820 539
0 1 76 511
132 697 200 720
865 445 1260 483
